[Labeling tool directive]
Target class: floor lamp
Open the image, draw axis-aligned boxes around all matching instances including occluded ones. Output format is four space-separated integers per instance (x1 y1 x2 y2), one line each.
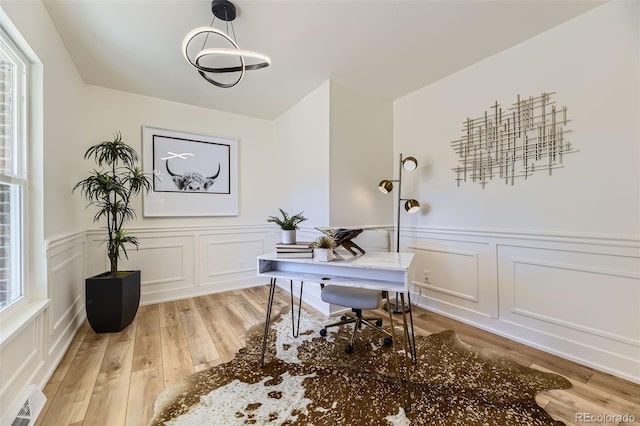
378 153 420 312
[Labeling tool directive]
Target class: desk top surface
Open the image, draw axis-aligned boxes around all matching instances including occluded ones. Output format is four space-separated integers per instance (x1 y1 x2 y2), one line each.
258 251 415 272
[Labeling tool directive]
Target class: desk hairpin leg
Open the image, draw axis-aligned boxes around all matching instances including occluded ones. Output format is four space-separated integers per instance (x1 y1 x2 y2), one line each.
260 277 277 368
289 280 304 338
385 296 411 413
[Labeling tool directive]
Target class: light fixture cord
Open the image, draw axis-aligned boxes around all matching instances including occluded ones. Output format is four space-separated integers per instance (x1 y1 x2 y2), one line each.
201 16 216 51
225 8 230 37
229 21 238 43
200 7 238 51
223 8 237 43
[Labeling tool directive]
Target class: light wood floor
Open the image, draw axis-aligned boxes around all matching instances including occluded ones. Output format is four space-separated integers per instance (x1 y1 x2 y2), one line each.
36 286 640 426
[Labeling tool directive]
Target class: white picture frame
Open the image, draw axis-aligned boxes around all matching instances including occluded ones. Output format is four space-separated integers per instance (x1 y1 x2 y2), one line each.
142 126 238 217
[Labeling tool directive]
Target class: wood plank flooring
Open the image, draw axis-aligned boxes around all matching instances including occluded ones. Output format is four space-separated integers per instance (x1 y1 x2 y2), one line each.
36 286 640 426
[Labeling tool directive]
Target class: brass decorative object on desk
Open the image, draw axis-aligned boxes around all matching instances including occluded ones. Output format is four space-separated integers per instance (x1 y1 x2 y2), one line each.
315 227 365 256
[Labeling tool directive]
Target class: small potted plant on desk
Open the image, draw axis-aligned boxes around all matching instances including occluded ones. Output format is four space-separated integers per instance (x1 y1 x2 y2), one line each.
267 208 308 244
73 131 151 333
312 236 337 262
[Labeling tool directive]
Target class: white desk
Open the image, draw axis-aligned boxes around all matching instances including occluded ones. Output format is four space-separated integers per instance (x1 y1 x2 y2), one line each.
258 251 415 292
257 251 417 410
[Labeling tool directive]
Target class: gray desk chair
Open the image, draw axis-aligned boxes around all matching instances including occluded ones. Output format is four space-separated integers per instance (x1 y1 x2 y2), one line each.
320 286 393 353
319 229 393 353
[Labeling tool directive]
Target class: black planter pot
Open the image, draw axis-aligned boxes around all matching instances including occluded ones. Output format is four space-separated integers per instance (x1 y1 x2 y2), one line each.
85 270 141 333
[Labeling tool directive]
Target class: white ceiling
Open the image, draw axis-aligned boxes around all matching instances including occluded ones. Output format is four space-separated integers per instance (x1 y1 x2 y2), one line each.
42 0 604 120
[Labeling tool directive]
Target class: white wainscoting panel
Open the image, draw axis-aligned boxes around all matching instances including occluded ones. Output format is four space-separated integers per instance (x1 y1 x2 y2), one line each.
45 233 86 372
404 235 497 319
120 235 195 297
497 243 640 380
199 236 264 284
0 319 38 399
49 250 84 335
0 232 86 426
408 246 479 302
87 226 277 305
507 256 639 345
403 227 640 384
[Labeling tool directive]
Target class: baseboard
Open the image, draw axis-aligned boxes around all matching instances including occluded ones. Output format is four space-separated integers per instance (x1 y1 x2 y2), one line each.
413 297 640 385
141 277 268 305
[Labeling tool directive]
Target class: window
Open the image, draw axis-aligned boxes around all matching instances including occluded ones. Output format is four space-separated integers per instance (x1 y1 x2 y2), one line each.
0 29 26 310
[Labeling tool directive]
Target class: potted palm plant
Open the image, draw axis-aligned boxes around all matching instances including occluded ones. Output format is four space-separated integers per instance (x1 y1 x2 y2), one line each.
267 208 308 244
73 131 151 333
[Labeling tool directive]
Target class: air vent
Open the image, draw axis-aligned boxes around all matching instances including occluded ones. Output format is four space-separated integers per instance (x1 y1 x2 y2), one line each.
9 385 46 426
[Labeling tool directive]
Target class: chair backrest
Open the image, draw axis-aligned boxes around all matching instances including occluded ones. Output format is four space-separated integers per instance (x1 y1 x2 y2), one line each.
353 229 390 253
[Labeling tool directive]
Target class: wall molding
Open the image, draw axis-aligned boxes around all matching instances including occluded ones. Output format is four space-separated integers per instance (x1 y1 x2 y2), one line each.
84 224 276 304
404 225 640 249
507 256 640 347
511 306 640 347
44 230 87 251
511 257 640 280
407 244 480 302
401 224 640 384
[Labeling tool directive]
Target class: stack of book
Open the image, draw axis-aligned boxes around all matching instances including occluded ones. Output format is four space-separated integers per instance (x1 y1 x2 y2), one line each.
276 241 314 258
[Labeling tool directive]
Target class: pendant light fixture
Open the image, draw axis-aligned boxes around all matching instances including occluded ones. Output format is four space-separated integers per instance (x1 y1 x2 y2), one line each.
182 0 271 88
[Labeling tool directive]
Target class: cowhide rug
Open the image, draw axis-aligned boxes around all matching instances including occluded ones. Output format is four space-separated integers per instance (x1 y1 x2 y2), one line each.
149 308 570 425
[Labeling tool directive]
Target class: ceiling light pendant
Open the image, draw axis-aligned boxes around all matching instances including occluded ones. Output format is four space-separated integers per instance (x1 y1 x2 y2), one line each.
182 0 271 88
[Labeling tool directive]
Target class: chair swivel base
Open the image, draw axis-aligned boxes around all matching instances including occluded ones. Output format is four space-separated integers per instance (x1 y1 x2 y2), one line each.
320 309 393 353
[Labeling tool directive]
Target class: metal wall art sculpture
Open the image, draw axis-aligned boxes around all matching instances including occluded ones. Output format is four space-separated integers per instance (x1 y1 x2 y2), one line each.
451 92 576 188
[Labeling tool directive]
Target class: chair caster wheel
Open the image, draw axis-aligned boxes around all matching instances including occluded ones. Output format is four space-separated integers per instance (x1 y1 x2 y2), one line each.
345 344 354 354
340 315 348 321
320 328 327 337
384 337 393 346
375 319 383 327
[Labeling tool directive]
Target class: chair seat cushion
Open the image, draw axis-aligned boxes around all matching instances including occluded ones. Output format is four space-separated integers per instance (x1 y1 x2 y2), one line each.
321 285 380 310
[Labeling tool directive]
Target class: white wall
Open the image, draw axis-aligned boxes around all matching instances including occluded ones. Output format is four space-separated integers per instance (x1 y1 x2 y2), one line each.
273 81 331 228
395 2 639 237
272 80 395 229
1 1 87 239
270 83 332 314
329 81 393 227
394 1 640 382
271 81 396 313
0 1 88 421
81 84 278 228
79 85 292 303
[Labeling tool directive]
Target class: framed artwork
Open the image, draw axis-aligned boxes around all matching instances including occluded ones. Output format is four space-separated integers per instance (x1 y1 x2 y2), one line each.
142 126 238 216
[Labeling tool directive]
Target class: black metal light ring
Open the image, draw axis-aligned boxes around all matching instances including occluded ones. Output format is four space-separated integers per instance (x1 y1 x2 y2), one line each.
183 28 242 67
197 70 242 88
193 61 269 74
